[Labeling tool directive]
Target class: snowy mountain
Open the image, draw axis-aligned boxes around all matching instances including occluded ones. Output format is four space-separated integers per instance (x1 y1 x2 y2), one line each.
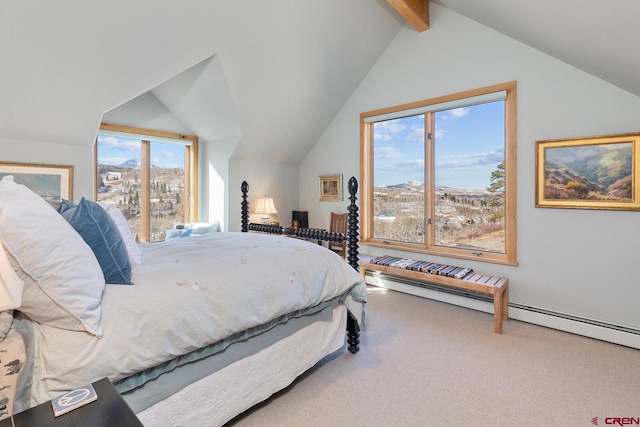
117 159 160 169
119 158 141 169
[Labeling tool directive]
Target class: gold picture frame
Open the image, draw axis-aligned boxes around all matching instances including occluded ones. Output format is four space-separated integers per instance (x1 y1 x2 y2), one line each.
0 162 73 205
535 133 640 210
319 174 343 201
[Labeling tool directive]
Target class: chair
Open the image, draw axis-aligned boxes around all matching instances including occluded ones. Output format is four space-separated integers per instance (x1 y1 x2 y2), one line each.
329 212 347 258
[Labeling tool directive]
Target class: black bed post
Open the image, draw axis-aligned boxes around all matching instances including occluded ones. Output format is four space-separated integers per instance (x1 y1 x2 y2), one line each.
241 181 249 232
346 176 360 354
241 177 361 353
346 176 359 272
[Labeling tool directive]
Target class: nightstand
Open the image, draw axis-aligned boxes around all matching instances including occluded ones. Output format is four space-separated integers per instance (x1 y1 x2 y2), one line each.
1 378 143 427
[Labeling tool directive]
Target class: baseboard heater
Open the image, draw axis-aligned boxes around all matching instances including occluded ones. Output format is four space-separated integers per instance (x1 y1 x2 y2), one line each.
365 271 640 349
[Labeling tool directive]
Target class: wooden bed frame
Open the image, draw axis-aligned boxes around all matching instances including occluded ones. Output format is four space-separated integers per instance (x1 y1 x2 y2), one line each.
240 176 361 353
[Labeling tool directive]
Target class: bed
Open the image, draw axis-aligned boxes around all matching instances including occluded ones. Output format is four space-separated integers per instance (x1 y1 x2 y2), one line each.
0 175 365 426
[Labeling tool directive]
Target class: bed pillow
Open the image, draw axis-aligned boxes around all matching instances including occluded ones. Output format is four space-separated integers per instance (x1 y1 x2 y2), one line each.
165 229 183 241
0 239 23 311
58 198 133 285
190 222 220 235
98 201 142 266
0 176 105 336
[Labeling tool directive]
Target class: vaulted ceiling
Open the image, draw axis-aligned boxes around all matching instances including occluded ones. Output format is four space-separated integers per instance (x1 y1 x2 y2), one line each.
433 0 640 100
1 0 639 165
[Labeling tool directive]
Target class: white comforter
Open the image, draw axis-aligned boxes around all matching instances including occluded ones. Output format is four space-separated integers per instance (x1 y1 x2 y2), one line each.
27 232 366 405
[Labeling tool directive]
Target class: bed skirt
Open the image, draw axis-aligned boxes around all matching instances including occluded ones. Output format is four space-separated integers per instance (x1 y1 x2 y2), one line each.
136 303 348 427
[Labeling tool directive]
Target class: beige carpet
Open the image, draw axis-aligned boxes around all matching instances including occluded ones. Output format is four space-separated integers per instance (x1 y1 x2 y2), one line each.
227 286 640 427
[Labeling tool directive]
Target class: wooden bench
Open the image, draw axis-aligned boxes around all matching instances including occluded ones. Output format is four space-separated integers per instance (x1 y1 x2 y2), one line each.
359 255 509 334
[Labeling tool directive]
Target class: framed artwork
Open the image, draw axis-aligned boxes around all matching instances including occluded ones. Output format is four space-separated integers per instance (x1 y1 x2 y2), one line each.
535 133 640 210
319 174 343 201
0 162 73 205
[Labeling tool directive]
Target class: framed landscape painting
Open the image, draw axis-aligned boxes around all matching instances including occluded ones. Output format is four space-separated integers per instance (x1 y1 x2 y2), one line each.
0 162 73 205
535 133 640 210
319 174 343 201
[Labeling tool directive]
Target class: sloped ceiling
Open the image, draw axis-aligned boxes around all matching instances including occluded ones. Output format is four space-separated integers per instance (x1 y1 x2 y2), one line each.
2 1 640 165
0 0 403 165
150 55 242 144
432 0 640 98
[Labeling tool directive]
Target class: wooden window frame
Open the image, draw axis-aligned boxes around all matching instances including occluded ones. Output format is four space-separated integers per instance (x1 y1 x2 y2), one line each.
95 123 199 242
360 81 517 266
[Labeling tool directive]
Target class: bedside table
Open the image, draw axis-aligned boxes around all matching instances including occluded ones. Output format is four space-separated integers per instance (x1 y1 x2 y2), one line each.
1 378 143 427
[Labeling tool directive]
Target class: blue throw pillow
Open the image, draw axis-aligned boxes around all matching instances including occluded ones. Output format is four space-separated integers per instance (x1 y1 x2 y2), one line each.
57 198 133 285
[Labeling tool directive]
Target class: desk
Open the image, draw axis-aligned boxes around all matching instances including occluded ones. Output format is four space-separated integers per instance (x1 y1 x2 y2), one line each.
1 378 142 427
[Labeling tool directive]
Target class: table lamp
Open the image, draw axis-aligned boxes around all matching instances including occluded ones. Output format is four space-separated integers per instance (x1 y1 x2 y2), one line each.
0 240 23 311
255 196 278 225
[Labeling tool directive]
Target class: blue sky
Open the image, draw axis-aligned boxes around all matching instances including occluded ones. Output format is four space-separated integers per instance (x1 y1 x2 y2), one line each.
373 101 505 190
97 136 185 168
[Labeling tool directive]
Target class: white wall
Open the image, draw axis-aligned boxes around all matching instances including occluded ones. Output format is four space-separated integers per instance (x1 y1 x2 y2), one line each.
0 137 95 200
228 160 300 232
301 4 640 332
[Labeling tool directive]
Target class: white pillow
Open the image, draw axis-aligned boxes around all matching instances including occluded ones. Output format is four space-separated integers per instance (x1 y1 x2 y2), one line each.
190 223 220 235
0 239 23 311
0 176 105 336
98 202 142 266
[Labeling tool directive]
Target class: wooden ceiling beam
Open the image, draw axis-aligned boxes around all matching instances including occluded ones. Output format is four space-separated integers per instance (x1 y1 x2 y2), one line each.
387 0 430 32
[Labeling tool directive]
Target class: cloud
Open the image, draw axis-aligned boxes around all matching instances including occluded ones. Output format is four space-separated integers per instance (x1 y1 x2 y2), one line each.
158 149 184 168
375 119 407 133
98 136 140 152
376 158 425 173
374 146 403 159
439 107 470 120
449 107 469 118
373 119 408 143
436 107 470 141
374 132 393 143
97 157 127 166
396 159 425 170
159 150 179 159
406 126 425 143
436 150 504 169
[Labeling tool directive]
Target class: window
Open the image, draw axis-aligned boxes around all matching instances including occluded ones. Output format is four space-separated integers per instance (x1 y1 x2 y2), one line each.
360 82 517 265
95 124 198 242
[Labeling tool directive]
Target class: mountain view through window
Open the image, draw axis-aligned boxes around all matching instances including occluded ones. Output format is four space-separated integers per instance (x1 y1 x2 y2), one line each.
96 134 190 242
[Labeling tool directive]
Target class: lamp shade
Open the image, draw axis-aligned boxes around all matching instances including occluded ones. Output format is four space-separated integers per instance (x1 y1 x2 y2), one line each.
0 240 23 311
255 197 278 215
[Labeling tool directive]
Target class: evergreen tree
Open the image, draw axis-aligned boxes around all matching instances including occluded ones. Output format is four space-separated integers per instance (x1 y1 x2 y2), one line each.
486 161 505 221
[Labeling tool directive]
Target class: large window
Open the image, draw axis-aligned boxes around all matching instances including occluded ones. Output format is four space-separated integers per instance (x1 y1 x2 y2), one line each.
95 124 198 242
360 82 517 265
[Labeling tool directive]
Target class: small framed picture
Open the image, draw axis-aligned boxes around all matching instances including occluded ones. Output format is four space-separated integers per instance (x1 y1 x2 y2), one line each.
535 133 640 210
319 174 343 201
0 162 73 205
